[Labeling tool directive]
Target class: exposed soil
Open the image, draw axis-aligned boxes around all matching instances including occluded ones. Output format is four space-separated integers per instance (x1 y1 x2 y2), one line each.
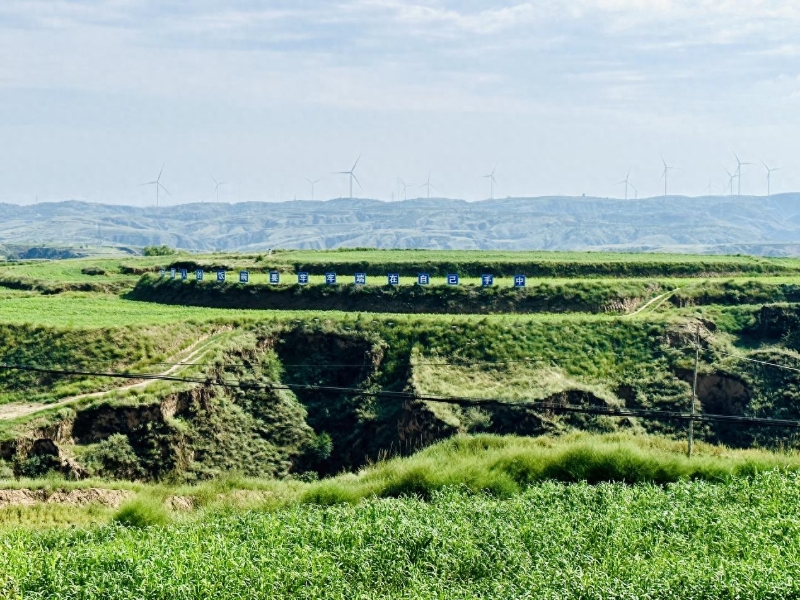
0 488 133 508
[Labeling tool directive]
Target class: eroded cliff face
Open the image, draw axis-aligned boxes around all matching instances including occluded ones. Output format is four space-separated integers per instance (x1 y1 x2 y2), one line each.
7 313 800 481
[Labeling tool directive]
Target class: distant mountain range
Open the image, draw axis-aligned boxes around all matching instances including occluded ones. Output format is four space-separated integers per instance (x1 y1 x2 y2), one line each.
3 194 800 256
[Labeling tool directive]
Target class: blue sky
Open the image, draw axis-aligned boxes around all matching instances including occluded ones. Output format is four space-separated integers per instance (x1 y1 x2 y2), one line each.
1 0 799 204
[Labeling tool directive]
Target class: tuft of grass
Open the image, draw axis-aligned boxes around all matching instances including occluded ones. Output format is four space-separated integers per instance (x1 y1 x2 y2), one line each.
301 432 800 504
112 495 170 528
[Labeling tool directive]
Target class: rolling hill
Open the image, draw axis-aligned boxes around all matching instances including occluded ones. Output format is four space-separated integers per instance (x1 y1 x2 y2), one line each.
2 193 800 255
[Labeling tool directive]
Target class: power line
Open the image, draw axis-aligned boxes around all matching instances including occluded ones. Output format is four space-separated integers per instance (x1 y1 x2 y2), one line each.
715 349 800 374
2 362 800 429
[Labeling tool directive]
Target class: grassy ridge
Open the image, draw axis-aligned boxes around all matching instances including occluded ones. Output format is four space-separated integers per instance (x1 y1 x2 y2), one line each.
129 274 663 314
168 249 800 278
303 433 800 503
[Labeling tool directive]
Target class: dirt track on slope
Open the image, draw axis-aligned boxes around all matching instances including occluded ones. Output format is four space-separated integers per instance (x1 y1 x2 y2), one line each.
0 336 215 421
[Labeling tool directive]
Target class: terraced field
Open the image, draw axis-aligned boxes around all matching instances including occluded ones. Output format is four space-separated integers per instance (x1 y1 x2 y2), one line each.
2 249 800 597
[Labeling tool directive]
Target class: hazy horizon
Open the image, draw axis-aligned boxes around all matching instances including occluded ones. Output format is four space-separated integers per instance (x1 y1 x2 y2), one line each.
6 190 800 209
2 1 799 205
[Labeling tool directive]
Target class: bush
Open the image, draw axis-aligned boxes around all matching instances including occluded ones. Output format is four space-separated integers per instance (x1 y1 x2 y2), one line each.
113 496 170 528
13 453 61 479
84 434 146 480
0 460 14 479
143 245 177 257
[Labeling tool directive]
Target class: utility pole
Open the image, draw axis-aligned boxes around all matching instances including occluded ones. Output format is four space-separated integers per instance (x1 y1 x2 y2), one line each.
689 323 700 457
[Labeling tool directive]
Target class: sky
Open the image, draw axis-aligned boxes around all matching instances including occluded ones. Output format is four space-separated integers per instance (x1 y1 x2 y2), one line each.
1 0 799 205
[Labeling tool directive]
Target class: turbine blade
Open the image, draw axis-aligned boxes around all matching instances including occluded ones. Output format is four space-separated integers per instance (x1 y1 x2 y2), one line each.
352 173 362 190
157 163 165 182
159 183 171 196
210 174 218 185
352 154 361 172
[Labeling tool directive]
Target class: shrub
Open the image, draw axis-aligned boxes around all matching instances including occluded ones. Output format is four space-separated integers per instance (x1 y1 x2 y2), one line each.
84 434 146 480
113 496 170 528
12 453 61 479
143 245 177 257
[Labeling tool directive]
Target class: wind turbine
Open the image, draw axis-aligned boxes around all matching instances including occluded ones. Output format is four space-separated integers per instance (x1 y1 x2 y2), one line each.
660 157 676 197
483 165 497 199
703 177 717 197
762 161 780 196
419 173 438 199
140 164 170 207
397 177 413 200
305 177 322 200
616 168 633 200
733 152 753 196
336 155 362 199
210 174 226 203
723 167 735 196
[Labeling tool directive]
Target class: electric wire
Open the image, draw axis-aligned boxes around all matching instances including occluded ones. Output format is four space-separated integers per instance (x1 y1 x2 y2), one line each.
3 361 800 429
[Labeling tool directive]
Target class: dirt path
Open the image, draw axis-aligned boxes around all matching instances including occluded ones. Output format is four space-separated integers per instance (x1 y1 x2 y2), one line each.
627 288 680 318
0 336 217 421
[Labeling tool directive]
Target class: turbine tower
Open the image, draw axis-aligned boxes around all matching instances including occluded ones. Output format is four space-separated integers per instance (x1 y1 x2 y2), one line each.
733 152 753 196
723 167 735 196
483 165 497 200
140 164 170 207
660 157 676 197
305 177 322 200
617 168 633 200
336 155 362 199
210 174 226 203
762 161 780 196
397 177 412 200
419 173 437 199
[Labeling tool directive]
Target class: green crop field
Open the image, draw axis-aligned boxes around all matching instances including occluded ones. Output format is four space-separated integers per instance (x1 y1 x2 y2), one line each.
3 434 800 598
